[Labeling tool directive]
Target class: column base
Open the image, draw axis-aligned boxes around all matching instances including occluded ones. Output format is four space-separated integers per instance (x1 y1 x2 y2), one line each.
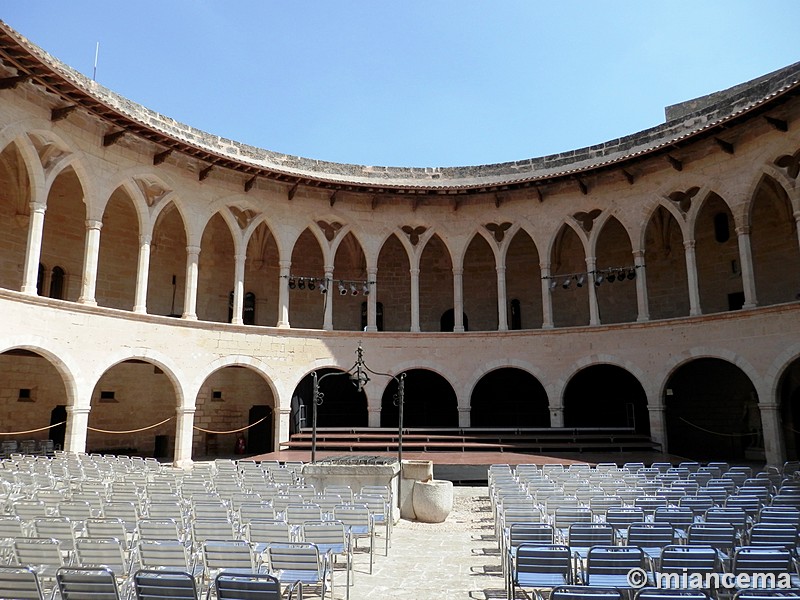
77 297 97 306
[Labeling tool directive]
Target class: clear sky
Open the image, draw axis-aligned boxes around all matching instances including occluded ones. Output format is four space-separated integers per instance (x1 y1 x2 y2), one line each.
3 2 798 168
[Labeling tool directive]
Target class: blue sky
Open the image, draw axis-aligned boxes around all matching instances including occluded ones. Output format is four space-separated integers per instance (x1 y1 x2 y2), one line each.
3 2 798 168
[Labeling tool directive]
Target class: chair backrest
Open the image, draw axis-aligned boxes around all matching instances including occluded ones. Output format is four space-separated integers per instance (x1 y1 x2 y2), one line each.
567 523 614 548
137 518 181 542
31 518 77 551
215 572 281 600
627 522 675 549
191 519 237 546
0 565 44 600
202 540 256 573
301 520 347 550
266 542 322 576
137 539 192 570
748 523 799 551
659 544 719 575
238 502 275 524
284 504 322 526
133 569 198 600
514 544 572 578
74 538 127 577
509 523 555 549
733 590 800 600
586 545 644 575
13 537 64 570
654 506 694 530
56 567 121 600
246 519 293 545
687 522 737 554
551 585 622 600
732 546 793 576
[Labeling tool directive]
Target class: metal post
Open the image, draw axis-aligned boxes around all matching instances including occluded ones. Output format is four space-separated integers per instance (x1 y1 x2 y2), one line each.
311 371 319 464
396 373 406 513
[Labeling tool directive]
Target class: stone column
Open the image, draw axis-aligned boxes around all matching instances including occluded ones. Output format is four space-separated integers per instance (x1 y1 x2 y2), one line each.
323 266 334 331
795 211 800 256
683 240 702 316
458 406 470 428
77 219 103 305
181 245 200 320
276 407 292 450
453 267 464 332
410 267 421 332
173 407 196 469
496 264 508 331
633 250 650 322
132 234 151 314
586 256 600 325
64 405 91 453
231 253 246 325
549 404 564 428
736 226 758 309
277 260 291 328
366 387 382 427
366 267 378 331
21 201 47 295
647 399 667 452
540 263 554 329
759 402 786 468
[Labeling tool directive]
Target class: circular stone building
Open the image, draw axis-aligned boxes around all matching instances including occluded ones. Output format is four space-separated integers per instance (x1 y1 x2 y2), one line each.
0 21 799 466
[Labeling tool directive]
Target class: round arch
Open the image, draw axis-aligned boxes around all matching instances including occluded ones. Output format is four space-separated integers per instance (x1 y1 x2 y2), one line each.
778 356 800 460
380 368 458 427
563 364 649 434
290 368 368 430
470 367 549 427
664 357 760 460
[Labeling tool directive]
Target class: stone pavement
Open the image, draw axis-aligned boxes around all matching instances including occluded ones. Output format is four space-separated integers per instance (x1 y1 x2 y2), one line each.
337 486 504 600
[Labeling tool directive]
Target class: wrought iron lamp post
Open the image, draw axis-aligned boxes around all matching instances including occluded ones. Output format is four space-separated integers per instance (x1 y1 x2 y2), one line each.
310 342 406 506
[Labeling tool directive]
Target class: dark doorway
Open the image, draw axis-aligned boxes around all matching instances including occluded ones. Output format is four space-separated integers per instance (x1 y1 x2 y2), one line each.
665 358 760 460
779 357 800 460
248 405 273 454
49 405 67 450
440 309 469 332
381 369 458 427
292 369 368 428
563 365 649 434
471 368 549 427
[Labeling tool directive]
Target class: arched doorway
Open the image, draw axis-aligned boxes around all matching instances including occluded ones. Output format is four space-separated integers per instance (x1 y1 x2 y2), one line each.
90 359 177 457
563 365 649 434
471 368 550 427
381 369 458 427
195 366 276 457
292 369 368 428
0 349 69 452
664 358 760 460
779 357 800 460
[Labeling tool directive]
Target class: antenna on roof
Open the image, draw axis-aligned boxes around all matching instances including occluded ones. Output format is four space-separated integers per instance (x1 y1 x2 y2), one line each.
92 42 99 81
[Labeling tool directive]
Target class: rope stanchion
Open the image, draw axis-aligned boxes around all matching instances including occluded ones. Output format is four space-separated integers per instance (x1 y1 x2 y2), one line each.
0 421 66 436
87 416 174 435
678 416 759 437
193 415 269 435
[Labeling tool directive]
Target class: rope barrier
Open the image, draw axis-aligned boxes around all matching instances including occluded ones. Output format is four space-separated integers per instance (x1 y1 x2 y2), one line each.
87 416 174 435
678 416 759 437
0 421 66 436
193 415 269 435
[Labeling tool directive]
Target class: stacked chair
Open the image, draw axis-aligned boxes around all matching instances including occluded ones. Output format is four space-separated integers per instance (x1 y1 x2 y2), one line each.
494 461 800 600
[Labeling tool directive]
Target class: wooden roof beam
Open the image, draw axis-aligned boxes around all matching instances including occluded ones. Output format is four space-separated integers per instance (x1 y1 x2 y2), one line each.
50 104 77 122
244 175 257 192
765 115 788 132
103 129 126 147
0 73 31 89
666 155 683 171
153 148 172 165
199 164 214 181
714 137 735 155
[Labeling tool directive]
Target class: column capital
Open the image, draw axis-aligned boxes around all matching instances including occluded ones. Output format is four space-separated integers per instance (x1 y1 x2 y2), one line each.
409 267 420 276
735 225 751 236
176 407 196 416
66 405 91 416
186 245 201 255
278 259 292 269
276 407 292 416
683 239 696 251
29 201 47 213
452 267 464 276
139 233 152 245
633 249 646 261
85 219 103 230
585 256 597 268
793 210 800 223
